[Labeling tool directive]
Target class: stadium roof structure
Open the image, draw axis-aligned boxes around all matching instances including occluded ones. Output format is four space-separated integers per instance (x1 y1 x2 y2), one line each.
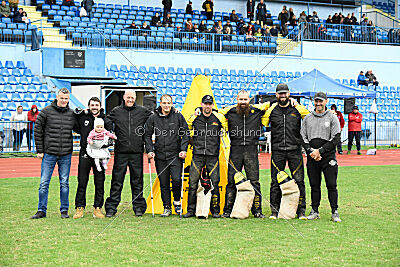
261 69 376 99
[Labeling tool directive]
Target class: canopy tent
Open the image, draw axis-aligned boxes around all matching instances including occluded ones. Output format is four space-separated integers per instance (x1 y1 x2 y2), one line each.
259 69 376 99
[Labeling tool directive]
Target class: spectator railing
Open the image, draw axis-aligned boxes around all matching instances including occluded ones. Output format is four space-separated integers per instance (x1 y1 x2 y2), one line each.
300 22 400 45
0 121 81 153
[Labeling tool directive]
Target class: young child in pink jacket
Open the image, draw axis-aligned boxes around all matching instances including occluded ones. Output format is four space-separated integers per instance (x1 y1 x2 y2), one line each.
87 118 117 171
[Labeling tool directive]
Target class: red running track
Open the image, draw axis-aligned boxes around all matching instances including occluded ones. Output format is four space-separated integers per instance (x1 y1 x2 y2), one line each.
0 150 400 179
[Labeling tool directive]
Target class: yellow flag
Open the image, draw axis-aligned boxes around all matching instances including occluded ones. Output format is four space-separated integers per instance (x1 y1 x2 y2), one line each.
146 75 230 214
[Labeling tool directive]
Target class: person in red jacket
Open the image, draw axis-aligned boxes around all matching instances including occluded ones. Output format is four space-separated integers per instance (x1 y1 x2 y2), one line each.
331 104 345 154
27 104 39 151
347 106 363 155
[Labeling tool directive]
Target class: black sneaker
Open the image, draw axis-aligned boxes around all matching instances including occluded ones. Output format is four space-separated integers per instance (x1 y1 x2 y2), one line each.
135 210 144 217
254 212 265 219
160 208 172 217
297 209 307 220
221 212 231 218
31 211 46 219
60 211 70 219
269 212 278 220
106 210 116 218
183 212 195 218
212 213 221 218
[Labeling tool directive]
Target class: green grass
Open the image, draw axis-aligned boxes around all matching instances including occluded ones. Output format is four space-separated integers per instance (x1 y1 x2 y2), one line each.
0 166 399 265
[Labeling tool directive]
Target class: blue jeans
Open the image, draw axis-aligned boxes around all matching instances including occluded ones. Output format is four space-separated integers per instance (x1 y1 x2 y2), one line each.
38 153 72 213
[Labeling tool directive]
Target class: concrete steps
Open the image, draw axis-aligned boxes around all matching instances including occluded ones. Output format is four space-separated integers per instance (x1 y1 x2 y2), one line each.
277 37 300 55
20 5 73 48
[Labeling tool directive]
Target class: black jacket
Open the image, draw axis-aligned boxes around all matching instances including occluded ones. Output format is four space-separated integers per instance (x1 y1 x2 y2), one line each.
81 0 94 12
34 99 77 156
162 0 172 9
247 0 255 14
187 111 227 156
263 103 309 151
74 108 109 150
221 103 269 146
105 103 152 154
144 107 189 160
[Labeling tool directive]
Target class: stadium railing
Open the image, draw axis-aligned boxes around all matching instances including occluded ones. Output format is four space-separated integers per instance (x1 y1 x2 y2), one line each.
0 120 399 154
300 22 400 45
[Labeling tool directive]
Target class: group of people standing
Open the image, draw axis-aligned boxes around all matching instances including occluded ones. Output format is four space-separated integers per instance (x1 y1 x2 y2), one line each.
30 85 342 223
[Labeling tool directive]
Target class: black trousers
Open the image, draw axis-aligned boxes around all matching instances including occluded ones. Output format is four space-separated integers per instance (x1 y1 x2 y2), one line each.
75 149 105 209
306 154 338 213
12 129 24 151
163 6 171 20
155 157 183 208
336 140 343 153
26 128 34 151
348 131 361 151
187 154 220 214
206 12 213 20
270 149 306 214
224 145 262 215
105 152 147 213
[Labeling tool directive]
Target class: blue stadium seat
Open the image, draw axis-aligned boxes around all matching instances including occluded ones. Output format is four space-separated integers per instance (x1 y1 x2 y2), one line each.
31 77 41 85
0 77 5 85
186 68 194 75
1 110 12 120
35 93 47 102
15 85 25 93
23 93 34 101
176 67 185 75
6 102 17 111
204 68 211 76
1 68 10 76
212 69 220 76
294 71 301 78
12 69 22 77
7 76 17 85
16 61 26 69
0 92 9 101
40 84 50 93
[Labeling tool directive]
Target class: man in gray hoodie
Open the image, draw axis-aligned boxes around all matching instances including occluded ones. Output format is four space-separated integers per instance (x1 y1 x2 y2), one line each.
300 92 342 223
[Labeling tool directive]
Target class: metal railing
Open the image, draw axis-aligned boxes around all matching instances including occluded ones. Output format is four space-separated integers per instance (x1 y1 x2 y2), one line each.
300 22 400 45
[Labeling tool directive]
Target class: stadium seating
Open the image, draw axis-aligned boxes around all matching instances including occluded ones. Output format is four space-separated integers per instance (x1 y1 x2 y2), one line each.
0 60 52 120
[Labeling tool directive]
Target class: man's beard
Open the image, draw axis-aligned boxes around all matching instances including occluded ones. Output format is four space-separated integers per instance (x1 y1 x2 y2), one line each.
278 98 289 106
91 109 100 115
236 103 250 116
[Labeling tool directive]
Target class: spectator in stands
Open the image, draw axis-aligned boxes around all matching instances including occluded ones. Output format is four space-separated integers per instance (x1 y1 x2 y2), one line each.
361 17 368 40
256 0 267 25
27 104 39 151
213 20 223 34
247 21 255 33
326 15 333 24
253 20 261 32
246 29 256 41
8 0 18 15
331 104 345 154
192 24 199 33
0 1 11 18
351 12 357 25
81 0 94 18
365 70 379 86
239 22 247 35
141 21 151 36
343 14 352 41
254 28 262 40
199 20 207 32
310 11 320 23
185 18 193 32
11 105 27 151
163 13 173 27
13 7 23 23
62 0 75 7
46 0 56 5
202 0 214 21
317 23 327 39
357 71 368 86
126 22 138 30
347 106 362 155
246 0 255 20
270 25 279 37
185 1 193 15
298 11 309 39
290 14 297 26
21 11 29 24
223 20 233 34
162 0 172 20
230 10 239 23
262 24 270 36
278 7 289 37
31 88 78 219
332 13 340 24
151 12 162 27
367 20 376 41
288 8 294 22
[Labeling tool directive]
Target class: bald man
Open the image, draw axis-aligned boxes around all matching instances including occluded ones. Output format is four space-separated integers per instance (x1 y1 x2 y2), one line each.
104 90 153 217
219 91 271 218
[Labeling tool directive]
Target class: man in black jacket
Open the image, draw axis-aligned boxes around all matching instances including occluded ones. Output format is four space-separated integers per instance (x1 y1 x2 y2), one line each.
202 0 214 21
278 7 289 37
104 90 152 217
73 97 109 219
81 0 94 17
247 0 255 20
256 0 267 24
220 91 271 218
144 94 189 217
162 0 172 20
31 88 78 219
184 95 227 218
262 84 309 219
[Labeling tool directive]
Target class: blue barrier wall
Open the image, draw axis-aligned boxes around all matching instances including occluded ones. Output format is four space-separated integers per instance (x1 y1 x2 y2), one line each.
0 44 41 75
42 48 106 77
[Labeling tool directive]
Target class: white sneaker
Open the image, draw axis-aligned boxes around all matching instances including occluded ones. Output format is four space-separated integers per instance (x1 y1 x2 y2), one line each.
331 210 342 223
307 209 320 220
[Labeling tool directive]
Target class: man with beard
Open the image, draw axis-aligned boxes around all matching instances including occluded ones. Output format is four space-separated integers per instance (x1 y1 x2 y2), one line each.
104 90 152 217
300 92 342 222
220 91 271 218
183 95 227 218
73 97 109 219
262 84 309 220
144 94 189 217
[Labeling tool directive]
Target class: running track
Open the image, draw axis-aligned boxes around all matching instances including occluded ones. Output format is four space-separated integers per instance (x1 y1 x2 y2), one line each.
1 150 399 179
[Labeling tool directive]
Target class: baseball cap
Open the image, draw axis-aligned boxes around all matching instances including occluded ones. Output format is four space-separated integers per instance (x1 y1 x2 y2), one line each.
202 95 214 104
314 92 327 100
353 105 359 110
276 83 289 93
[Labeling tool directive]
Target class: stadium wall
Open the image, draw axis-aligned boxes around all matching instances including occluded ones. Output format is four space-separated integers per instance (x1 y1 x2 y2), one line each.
105 41 400 86
0 45 41 76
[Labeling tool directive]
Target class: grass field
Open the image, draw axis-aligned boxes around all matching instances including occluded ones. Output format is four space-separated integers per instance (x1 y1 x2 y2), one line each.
1 165 399 265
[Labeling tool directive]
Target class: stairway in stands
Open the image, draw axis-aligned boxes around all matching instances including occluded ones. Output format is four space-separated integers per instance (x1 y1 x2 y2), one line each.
20 5 72 48
276 37 300 55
